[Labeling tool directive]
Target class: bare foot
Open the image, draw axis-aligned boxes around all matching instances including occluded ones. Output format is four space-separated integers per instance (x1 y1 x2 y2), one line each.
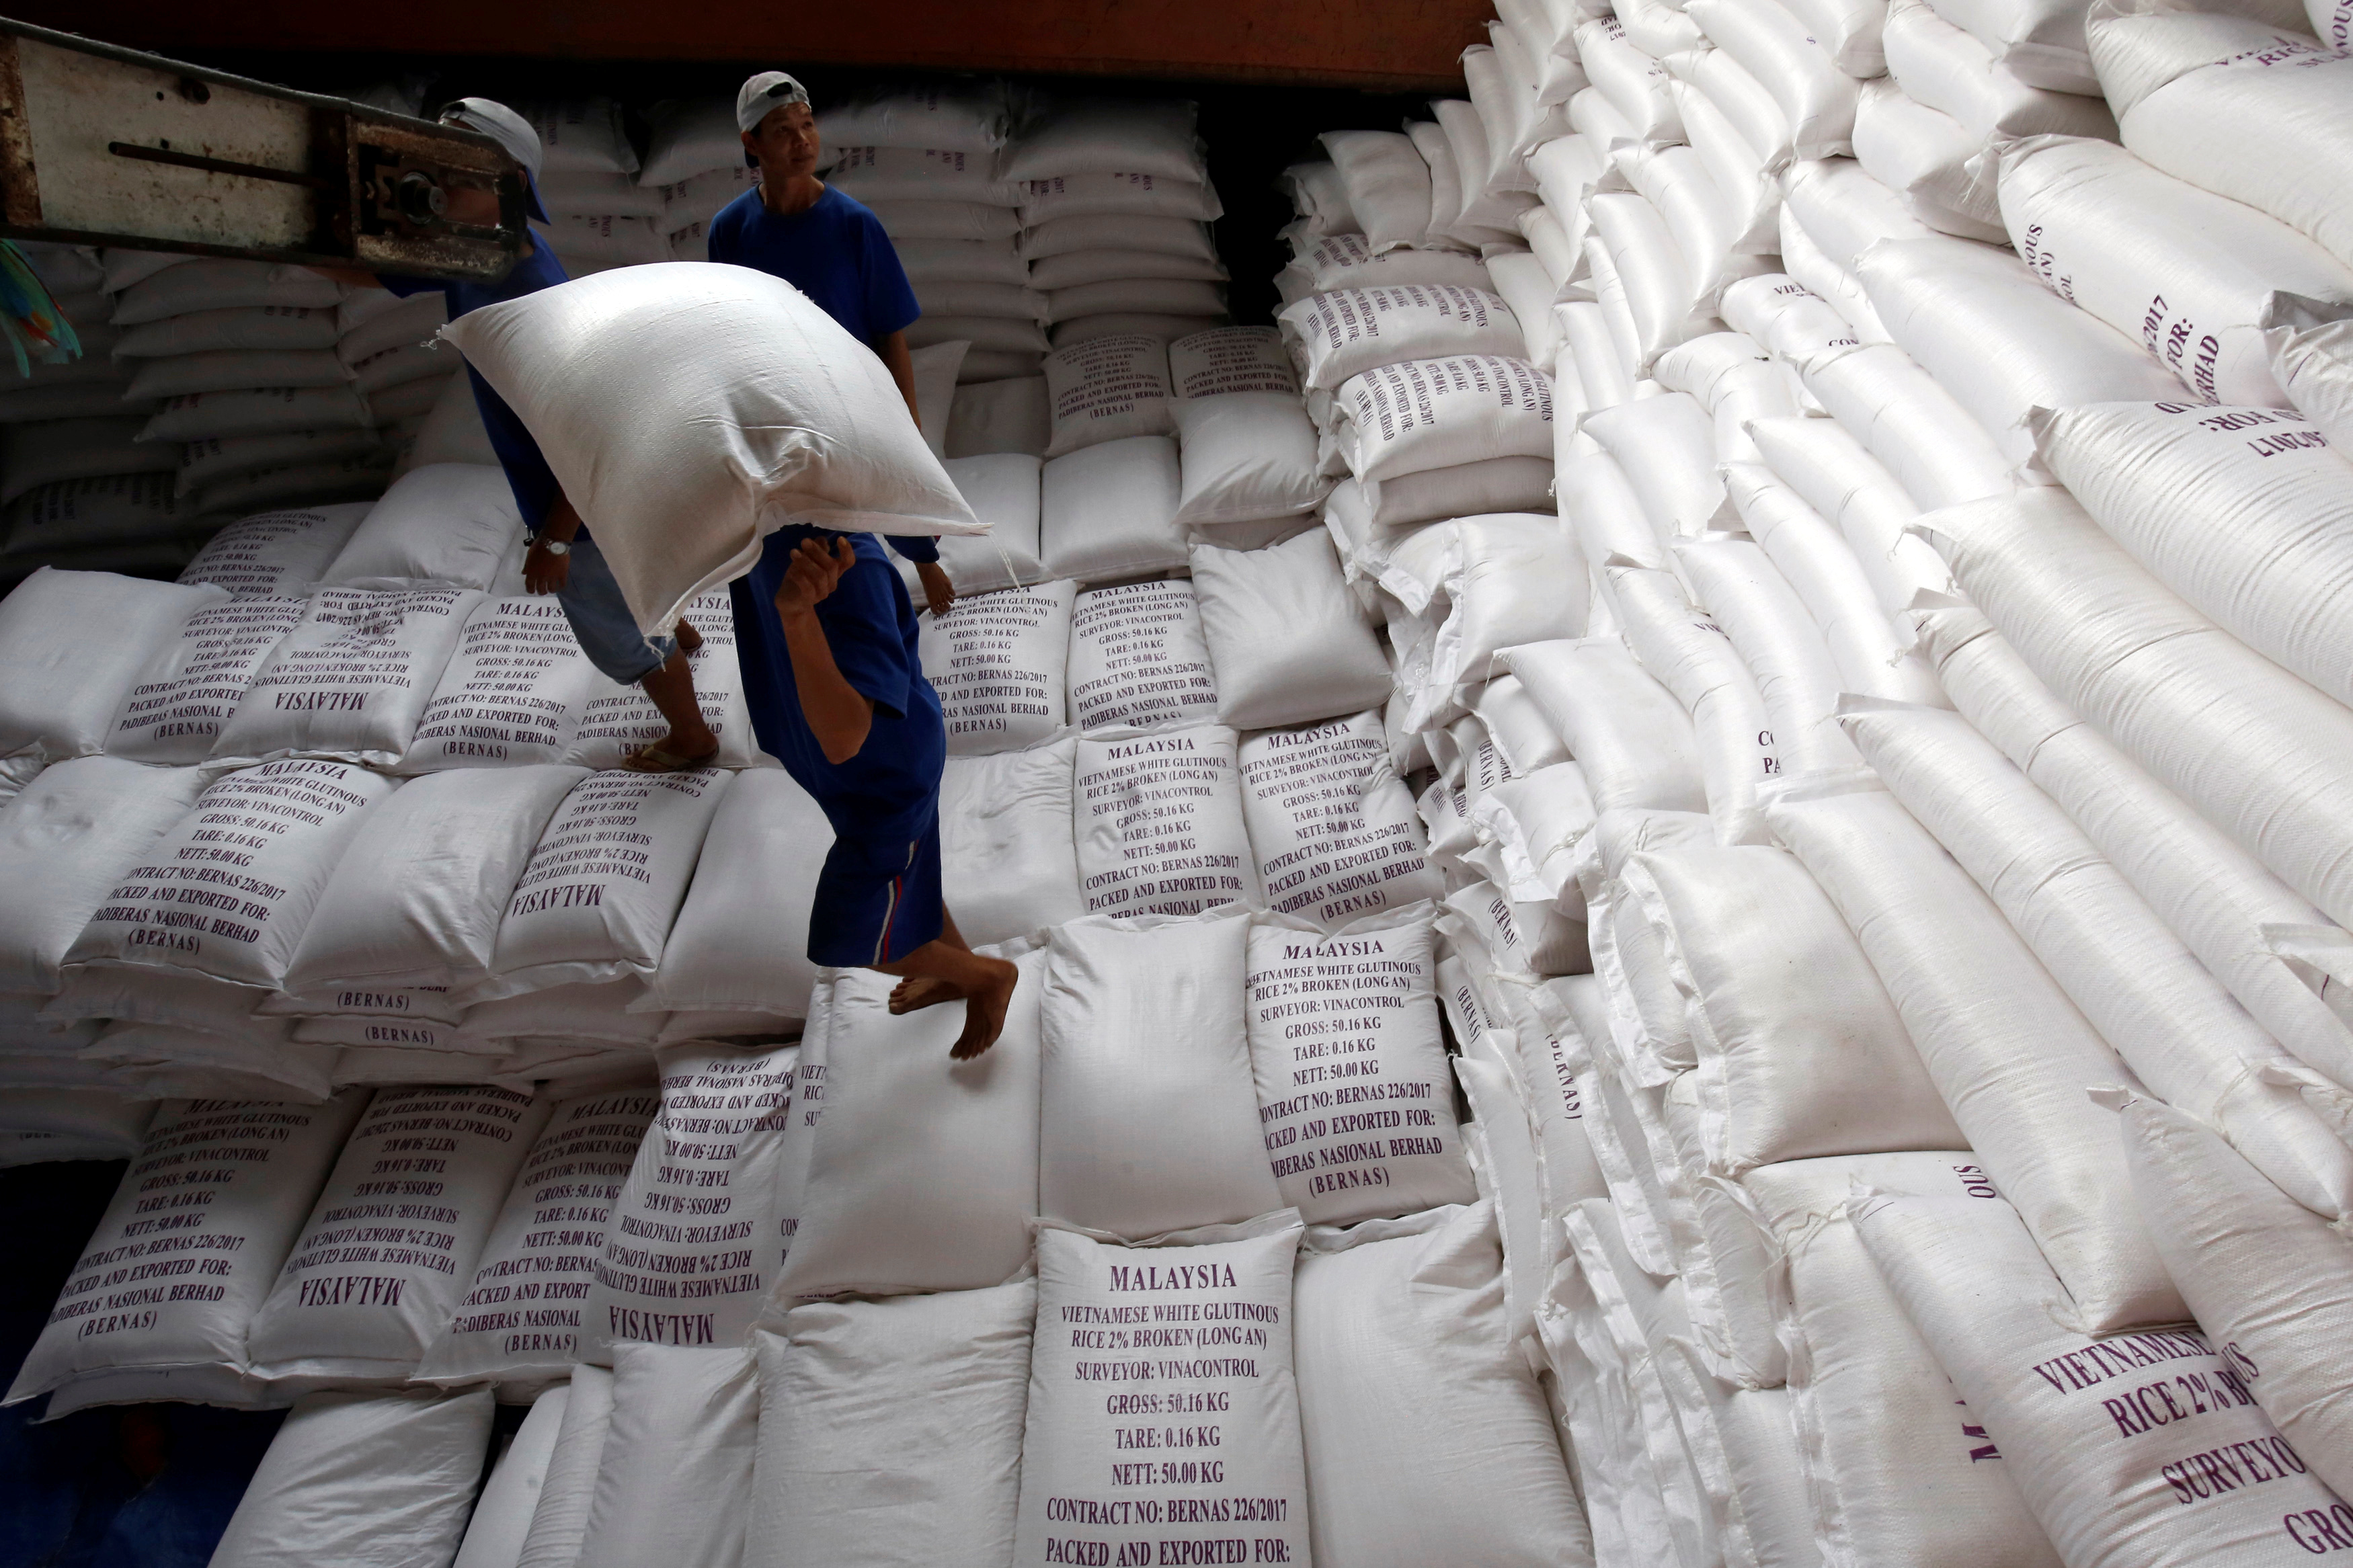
889 976 962 1014
949 958 1019 1061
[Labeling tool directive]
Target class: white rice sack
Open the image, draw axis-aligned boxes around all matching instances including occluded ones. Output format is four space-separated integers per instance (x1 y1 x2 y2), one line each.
285 764 584 1007
928 453 1043 594
1321 129 1435 252
947 376 1051 460
180 503 372 597
313 464 519 591
1582 392 1735 541
0 758 208 995
1912 595 2353 1100
1012 1214 1309 1568
1279 285 1527 391
2091 3 2353 263
1617 841 1964 1169
515 1363 614 1568
1038 434 1187 582
245 1085 554 1386
442 263 980 636
1843 696 2353 1219
561 589 762 771
1043 333 1174 457
106 597 307 766
1677 535 1863 774
65 759 398 1001
575 1344 759 1568
750 1281 1033 1568
581 1040 799 1362
773 948 1043 1297
1855 236 2184 464
1996 136 2350 409
2034 399 2353 713
1797 340 2014 511
4 1091 368 1411
1331 354 1555 485
1039 908 1279 1237
1380 513 1585 710
478 768 731 999
1919 485 2353 934
415 1081 662 1390
1747 412 1948 616
1168 392 1327 528
452 1384 568 1568
941 735 1086 944
920 579 1074 754
210 587 481 768
1601 561 1778 848
1246 908 1474 1224
1854 1186 2345 1567
1295 1202 1589 1568
1507 639 1708 816
1238 711 1440 928
639 770 828 1026
1189 532 1388 732
81 1018 340 1106
1722 462 1944 706
207 1388 494 1568
1763 774 2183 1334
1740 1153 2060 1568
1170 325 1303 399
1352 454 1556 531
2120 1094 2353 1501
460 982 660 1056
1066 577 1220 733
1074 724 1255 917
0 570 230 761
402 597 601 771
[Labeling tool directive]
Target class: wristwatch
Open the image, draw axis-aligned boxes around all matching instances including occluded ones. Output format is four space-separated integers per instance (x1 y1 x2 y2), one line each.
532 538 570 556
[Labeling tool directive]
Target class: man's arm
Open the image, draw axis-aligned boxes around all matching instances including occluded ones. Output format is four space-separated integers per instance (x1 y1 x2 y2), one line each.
776 538 877 765
524 491 584 595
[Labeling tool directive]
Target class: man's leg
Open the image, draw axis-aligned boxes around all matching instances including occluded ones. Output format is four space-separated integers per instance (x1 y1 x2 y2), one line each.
877 921 1017 1061
635 650 719 766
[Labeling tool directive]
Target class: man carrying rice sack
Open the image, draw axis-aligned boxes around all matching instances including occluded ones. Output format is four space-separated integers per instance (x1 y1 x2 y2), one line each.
709 71 959 620
317 97 723 774
742 528 1019 1059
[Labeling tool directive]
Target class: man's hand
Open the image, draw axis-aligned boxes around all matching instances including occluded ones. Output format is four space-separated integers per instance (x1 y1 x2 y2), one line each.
916 560 955 619
524 540 571 595
775 538 858 620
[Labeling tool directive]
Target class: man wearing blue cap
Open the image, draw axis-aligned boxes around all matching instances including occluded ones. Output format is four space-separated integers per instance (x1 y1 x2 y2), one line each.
319 97 721 774
713 73 1016 1059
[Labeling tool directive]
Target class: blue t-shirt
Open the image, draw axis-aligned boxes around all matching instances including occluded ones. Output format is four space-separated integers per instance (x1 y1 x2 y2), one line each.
706 184 938 565
731 526 945 839
381 238 573 537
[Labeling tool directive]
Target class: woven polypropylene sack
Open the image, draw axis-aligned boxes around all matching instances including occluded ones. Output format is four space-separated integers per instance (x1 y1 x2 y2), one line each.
441 263 979 636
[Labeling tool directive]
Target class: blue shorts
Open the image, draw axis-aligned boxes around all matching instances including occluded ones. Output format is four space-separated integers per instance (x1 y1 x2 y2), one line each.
556 536 676 685
807 815 945 968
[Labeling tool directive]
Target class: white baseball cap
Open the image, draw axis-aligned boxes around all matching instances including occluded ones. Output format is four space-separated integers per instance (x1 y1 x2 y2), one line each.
737 71 811 134
439 97 549 220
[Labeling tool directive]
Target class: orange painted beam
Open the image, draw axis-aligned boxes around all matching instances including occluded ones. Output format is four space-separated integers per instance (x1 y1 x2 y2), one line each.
14 0 1489 90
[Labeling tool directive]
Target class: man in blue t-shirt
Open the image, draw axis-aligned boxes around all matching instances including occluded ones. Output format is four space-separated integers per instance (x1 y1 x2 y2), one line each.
319 98 719 774
705 71 955 622
715 73 1013 1059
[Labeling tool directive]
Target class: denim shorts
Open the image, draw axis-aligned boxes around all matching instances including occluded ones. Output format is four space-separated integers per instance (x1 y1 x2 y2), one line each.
555 535 676 684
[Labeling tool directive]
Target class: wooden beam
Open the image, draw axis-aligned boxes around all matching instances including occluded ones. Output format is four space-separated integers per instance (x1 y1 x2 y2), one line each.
12 0 1490 91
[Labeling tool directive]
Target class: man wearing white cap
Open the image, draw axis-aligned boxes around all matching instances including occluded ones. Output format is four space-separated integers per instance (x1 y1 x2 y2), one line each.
706 71 956 622
318 97 722 774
